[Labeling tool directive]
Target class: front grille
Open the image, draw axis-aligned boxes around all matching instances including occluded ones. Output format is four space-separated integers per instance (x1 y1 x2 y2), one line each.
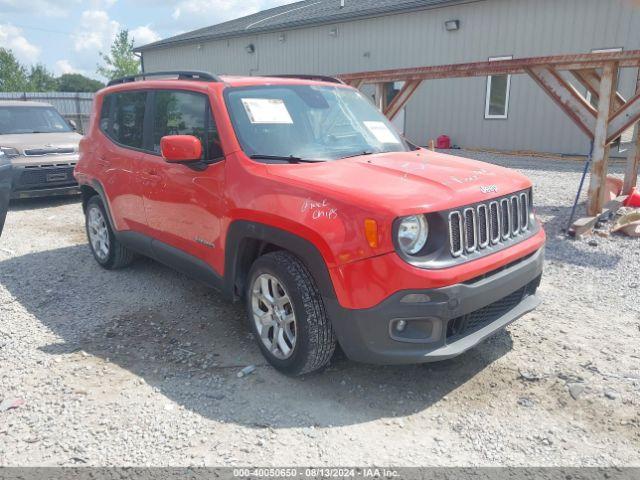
17 165 76 188
448 190 531 258
24 147 75 156
446 275 540 340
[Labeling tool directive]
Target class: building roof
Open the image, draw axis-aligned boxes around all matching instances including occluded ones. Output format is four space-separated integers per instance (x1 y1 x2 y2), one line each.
136 0 477 51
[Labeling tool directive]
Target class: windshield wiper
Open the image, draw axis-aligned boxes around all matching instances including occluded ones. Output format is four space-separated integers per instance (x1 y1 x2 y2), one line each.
338 150 376 160
249 154 324 164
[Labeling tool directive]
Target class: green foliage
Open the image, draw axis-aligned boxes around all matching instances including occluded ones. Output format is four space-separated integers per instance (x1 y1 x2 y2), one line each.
0 47 104 93
0 48 29 92
28 64 58 91
97 29 141 80
58 74 104 93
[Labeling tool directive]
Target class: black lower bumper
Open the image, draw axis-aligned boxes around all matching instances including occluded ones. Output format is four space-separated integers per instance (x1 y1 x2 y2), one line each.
10 164 79 199
326 248 544 364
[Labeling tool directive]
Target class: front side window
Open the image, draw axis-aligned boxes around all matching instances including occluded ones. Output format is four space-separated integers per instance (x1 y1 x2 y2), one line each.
152 90 222 160
111 91 146 149
225 85 411 161
485 56 513 119
0 106 72 135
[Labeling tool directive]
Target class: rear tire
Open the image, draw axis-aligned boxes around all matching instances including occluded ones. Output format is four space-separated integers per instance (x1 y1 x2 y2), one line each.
85 195 135 270
246 251 336 376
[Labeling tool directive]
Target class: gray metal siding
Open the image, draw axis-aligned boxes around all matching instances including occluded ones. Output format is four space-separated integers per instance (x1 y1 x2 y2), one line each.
142 0 640 154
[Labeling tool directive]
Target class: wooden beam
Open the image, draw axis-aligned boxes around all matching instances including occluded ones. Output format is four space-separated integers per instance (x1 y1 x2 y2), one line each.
623 69 640 195
349 79 364 89
570 195 628 237
339 50 640 84
606 88 640 144
587 62 619 216
384 80 422 120
571 69 625 111
526 66 597 139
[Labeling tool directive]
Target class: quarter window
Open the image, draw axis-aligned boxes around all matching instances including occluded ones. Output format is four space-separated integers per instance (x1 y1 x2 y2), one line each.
152 90 223 161
485 56 513 119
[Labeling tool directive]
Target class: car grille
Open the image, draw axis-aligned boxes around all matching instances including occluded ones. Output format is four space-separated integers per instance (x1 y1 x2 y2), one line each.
446 275 541 340
24 147 75 156
448 190 532 258
17 164 76 189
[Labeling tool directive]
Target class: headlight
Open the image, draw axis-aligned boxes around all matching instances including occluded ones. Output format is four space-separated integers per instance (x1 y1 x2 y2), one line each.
397 215 429 255
0 147 19 158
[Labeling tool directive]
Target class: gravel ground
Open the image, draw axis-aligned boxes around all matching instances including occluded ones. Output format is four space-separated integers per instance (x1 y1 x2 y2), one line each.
0 151 638 467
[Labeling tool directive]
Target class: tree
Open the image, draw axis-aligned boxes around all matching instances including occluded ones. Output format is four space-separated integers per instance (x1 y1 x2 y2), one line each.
0 48 30 92
57 74 104 93
97 29 140 80
28 64 58 91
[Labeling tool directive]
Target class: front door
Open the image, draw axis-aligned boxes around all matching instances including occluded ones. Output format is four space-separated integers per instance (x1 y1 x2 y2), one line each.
139 89 226 273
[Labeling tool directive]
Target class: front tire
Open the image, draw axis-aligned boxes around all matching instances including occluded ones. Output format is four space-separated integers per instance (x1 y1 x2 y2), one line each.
85 195 135 270
246 251 336 376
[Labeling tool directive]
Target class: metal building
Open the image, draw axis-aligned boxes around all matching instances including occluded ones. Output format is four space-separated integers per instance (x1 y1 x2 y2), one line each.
136 0 640 155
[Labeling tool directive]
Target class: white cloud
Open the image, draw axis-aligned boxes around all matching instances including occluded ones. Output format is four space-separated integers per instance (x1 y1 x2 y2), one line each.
0 23 41 64
73 9 120 52
170 0 293 23
54 59 77 75
130 25 161 47
0 0 72 17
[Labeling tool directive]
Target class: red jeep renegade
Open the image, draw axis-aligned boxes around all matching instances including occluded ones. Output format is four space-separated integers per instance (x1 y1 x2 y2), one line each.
75 71 545 376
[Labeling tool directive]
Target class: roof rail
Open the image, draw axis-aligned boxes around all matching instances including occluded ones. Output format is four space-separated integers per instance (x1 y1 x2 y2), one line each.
268 74 345 85
107 71 221 87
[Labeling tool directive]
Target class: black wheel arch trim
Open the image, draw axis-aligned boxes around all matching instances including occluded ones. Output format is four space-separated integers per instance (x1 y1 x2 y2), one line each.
224 220 338 303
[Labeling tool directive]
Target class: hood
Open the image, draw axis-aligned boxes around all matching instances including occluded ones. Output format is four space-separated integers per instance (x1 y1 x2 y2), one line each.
267 150 532 216
0 131 82 154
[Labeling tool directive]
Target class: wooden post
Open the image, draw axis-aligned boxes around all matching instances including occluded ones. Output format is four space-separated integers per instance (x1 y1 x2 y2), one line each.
623 69 640 195
587 62 619 216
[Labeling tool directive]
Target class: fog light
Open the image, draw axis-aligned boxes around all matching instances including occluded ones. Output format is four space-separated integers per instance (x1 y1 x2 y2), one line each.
396 320 407 332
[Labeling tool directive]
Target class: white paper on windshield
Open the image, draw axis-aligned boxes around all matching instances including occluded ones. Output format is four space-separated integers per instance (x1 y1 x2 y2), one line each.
241 98 293 124
363 121 400 144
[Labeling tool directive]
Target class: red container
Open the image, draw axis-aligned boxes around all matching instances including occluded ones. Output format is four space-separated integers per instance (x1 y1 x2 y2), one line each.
625 187 640 207
436 135 451 149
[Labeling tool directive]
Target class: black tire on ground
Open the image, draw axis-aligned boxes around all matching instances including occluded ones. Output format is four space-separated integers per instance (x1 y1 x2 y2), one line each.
246 251 337 376
85 195 135 270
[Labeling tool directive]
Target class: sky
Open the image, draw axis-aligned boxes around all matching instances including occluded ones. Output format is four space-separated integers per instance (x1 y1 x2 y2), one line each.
0 0 296 81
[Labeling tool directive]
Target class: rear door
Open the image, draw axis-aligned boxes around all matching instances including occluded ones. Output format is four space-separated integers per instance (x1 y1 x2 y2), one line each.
98 91 147 232
137 89 226 272
0 152 11 236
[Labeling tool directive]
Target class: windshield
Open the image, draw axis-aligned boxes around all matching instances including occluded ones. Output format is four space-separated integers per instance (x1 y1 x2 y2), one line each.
225 85 412 161
0 106 72 135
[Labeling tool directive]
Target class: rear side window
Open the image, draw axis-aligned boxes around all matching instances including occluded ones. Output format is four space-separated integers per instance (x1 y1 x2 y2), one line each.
112 92 147 149
152 90 223 161
99 96 111 132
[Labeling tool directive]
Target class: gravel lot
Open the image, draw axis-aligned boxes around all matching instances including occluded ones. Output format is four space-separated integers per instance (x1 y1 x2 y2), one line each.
0 151 638 467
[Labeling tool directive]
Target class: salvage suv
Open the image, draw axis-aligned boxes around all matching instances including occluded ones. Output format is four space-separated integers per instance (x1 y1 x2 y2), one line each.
75 71 545 375
0 101 82 199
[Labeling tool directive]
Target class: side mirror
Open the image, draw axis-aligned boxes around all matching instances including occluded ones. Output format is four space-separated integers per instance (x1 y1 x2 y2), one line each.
68 119 78 131
160 135 202 163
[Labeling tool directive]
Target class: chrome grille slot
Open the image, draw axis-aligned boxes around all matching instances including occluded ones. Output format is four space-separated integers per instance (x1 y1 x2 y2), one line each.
489 201 500 244
449 211 463 257
477 204 489 248
510 196 520 235
500 198 511 240
463 208 477 253
519 192 529 231
446 189 533 260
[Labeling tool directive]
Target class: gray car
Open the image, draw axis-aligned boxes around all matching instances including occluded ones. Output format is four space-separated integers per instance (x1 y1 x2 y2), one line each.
0 101 82 199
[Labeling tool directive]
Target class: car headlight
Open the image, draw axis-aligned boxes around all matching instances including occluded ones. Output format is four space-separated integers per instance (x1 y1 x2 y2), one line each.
0 147 19 158
397 215 429 255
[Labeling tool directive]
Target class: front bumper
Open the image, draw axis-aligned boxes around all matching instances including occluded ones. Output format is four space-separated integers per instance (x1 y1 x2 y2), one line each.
10 163 79 199
325 247 544 364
